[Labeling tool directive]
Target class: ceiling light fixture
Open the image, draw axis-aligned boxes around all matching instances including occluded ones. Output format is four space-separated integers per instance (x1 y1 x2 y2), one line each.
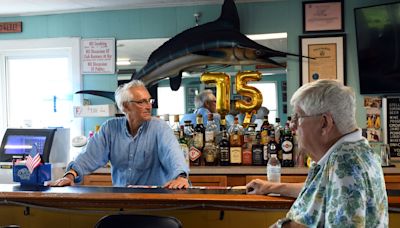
116 59 131 66
246 32 287 40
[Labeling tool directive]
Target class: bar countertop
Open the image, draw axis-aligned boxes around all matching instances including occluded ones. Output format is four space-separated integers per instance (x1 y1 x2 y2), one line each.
0 184 399 211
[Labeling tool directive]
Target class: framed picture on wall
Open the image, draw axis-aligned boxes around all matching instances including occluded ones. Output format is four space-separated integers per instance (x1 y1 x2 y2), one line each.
303 0 344 33
299 34 346 86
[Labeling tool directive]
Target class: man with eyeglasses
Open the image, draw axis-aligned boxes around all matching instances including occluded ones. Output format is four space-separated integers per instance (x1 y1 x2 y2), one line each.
51 80 189 189
246 80 388 227
193 89 220 129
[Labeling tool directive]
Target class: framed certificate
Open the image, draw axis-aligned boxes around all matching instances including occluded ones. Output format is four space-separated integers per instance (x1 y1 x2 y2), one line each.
303 0 344 33
299 34 346 86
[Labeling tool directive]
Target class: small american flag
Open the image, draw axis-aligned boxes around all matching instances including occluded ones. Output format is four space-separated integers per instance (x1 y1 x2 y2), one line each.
26 144 42 174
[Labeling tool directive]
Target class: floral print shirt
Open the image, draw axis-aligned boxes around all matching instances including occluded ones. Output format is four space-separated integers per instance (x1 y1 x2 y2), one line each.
286 130 388 227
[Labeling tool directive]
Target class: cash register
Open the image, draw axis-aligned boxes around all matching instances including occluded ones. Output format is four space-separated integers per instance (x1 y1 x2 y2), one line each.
0 128 70 183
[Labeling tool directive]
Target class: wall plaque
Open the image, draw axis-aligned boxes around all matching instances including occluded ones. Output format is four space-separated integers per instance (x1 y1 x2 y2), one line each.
0 22 22 33
81 38 115 74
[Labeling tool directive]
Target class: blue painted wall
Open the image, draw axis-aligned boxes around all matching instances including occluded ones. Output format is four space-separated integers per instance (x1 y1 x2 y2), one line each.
0 0 397 133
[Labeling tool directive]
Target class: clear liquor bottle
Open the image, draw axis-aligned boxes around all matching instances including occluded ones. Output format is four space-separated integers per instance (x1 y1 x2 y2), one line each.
204 113 218 165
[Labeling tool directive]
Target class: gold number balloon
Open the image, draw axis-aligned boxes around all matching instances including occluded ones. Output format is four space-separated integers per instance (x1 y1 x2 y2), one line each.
235 71 263 127
200 72 230 118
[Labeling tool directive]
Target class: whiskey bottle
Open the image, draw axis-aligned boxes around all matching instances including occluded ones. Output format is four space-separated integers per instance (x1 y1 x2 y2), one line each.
252 131 264 165
229 117 244 165
219 129 230 166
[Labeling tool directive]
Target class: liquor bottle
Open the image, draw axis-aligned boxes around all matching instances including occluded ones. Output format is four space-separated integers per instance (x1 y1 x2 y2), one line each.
274 117 282 143
219 129 230 166
178 125 190 166
281 123 294 167
229 117 244 165
252 131 264 165
204 113 218 165
193 114 205 152
242 123 256 165
205 113 218 145
260 115 271 145
171 114 180 141
267 154 281 183
184 120 200 166
266 130 278 164
203 141 217 166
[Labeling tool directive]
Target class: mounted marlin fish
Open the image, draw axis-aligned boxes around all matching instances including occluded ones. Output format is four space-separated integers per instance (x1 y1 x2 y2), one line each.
77 0 302 101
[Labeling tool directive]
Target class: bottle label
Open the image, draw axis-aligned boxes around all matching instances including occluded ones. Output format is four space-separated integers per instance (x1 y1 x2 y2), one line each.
252 147 263 165
263 145 269 160
230 147 242 163
193 132 204 148
260 130 268 144
267 165 281 183
267 170 281 183
220 147 229 161
283 153 293 160
242 149 252 165
205 151 215 163
204 145 216 163
205 131 214 142
189 146 201 161
282 140 293 152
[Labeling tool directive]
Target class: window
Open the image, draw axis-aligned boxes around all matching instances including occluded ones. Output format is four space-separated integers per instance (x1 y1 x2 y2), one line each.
248 81 278 124
157 86 185 123
0 38 82 145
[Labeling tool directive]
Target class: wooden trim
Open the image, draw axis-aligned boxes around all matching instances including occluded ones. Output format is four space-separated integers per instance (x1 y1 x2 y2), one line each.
190 175 227 187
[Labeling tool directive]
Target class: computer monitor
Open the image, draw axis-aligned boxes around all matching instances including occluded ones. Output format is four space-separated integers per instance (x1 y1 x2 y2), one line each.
0 128 57 162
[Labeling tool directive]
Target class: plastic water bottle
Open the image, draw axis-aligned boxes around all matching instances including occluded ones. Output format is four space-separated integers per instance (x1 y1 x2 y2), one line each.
267 154 281 183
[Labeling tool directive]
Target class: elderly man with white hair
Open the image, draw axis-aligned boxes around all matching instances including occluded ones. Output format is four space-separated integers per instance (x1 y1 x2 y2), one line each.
51 80 189 189
247 79 388 227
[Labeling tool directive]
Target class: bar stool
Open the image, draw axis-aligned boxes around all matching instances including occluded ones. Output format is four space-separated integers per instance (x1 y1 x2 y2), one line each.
94 214 183 228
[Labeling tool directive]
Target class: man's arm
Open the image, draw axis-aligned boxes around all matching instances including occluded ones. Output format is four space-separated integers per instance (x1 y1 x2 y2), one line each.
246 179 304 198
157 120 190 189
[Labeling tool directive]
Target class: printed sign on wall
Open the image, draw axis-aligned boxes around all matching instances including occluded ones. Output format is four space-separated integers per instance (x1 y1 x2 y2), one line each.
383 97 400 157
81 38 115 74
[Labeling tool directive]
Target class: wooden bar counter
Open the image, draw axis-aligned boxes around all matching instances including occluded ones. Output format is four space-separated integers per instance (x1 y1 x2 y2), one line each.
0 184 399 228
0 184 295 210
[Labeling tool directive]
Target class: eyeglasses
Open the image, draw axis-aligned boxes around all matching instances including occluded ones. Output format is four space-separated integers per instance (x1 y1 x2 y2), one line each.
127 98 155 106
291 113 323 125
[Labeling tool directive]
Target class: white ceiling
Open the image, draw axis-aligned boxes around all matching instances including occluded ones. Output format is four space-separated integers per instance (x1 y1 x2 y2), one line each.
0 0 278 17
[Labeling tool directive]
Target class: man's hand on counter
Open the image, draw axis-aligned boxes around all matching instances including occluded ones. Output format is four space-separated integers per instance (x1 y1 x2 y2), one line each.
48 174 75 187
163 176 189 189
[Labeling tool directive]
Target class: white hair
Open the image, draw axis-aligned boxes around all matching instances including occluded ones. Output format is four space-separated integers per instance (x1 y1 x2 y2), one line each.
255 106 269 119
115 80 145 114
195 89 214 109
290 79 357 134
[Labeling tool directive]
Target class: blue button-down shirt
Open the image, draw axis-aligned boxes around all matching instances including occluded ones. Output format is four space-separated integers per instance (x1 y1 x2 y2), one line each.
67 117 189 187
